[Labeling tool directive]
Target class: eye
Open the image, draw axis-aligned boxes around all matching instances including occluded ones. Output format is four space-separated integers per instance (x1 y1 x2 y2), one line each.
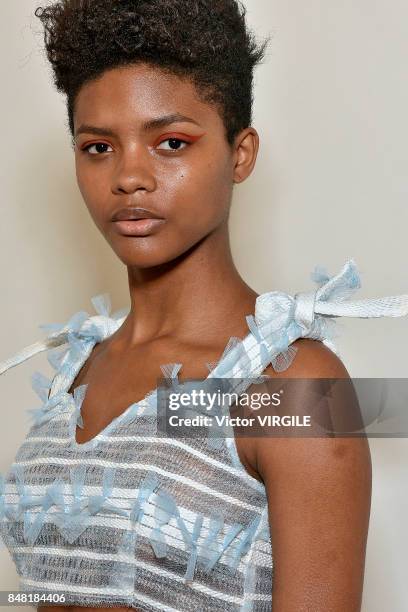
82 142 113 155
156 137 190 152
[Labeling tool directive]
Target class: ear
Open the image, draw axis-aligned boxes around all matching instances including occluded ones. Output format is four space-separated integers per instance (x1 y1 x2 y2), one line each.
232 127 260 184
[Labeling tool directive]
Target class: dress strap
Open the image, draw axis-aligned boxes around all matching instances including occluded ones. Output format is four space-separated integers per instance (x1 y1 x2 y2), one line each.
1 259 408 380
210 259 408 382
0 294 128 376
0 333 70 376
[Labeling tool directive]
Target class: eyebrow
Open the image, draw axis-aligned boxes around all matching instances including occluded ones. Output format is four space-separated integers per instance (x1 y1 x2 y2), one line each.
75 113 201 138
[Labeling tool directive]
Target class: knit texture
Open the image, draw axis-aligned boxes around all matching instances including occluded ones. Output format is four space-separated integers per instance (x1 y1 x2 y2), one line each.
1 258 408 611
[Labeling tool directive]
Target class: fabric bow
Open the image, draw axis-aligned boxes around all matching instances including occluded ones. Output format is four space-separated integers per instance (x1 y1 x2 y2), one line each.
252 258 408 366
0 292 128 376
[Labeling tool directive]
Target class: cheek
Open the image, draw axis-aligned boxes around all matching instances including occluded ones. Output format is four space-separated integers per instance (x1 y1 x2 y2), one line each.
168 159 233 229
75 161 109 225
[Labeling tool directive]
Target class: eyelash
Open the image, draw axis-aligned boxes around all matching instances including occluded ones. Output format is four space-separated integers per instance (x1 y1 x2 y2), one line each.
81 137 191 156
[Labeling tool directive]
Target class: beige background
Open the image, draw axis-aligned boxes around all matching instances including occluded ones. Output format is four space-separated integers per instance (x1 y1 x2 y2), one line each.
1 1 408 609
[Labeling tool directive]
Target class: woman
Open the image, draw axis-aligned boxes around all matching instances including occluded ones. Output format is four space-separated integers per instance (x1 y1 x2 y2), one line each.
1 1 408 611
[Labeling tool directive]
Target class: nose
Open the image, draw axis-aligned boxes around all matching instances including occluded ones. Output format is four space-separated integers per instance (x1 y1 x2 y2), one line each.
111 145 156 195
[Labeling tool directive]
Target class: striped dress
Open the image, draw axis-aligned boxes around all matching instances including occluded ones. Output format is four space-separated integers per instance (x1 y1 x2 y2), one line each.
1 259 407 611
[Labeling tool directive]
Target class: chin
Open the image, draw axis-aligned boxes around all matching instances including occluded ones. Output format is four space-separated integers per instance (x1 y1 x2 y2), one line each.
109 243 177 269
111 237 204 269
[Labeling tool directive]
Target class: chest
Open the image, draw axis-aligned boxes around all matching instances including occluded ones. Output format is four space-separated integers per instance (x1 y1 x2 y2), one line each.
0 314 274 607
65 348 162 446
2 373 270 590
63 338 259 481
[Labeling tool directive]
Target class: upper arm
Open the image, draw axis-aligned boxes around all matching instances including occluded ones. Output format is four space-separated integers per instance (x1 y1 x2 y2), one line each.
255 339 372 612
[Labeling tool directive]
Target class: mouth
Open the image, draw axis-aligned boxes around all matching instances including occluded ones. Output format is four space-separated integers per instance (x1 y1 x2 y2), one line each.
112 218 166 236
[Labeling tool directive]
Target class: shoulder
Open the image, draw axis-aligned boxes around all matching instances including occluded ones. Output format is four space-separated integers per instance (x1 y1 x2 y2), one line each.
243 338 370 483
249 340 372 609
254 337 368 466
264 337 351 380
252 337 371 495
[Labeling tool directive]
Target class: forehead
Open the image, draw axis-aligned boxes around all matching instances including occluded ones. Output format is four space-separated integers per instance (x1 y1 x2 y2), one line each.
74 63 219 131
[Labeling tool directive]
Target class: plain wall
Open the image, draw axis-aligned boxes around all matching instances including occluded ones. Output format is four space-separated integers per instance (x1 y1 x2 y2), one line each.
1 1 407 610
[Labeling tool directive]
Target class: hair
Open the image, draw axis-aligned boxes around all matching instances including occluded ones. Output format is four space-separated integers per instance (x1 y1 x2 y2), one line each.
34 0 270 148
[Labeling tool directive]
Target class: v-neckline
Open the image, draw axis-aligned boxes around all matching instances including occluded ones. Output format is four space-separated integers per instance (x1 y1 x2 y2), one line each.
63 312 259 452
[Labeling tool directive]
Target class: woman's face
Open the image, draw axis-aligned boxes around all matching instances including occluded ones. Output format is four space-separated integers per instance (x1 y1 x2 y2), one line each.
73 62 254 268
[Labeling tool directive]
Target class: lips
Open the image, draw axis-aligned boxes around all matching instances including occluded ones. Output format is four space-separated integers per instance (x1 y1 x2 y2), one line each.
111 206 164 222
112 217 166 237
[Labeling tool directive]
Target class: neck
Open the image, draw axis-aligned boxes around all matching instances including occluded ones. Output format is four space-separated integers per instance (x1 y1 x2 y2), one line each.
120 223 258 347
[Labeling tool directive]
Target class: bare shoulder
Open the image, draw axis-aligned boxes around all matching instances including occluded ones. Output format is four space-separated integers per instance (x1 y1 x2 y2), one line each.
252 338 372 610
267 337 351 379
256 337 369 472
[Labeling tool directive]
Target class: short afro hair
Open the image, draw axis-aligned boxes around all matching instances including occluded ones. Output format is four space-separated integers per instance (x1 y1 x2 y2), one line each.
34 0 270 148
